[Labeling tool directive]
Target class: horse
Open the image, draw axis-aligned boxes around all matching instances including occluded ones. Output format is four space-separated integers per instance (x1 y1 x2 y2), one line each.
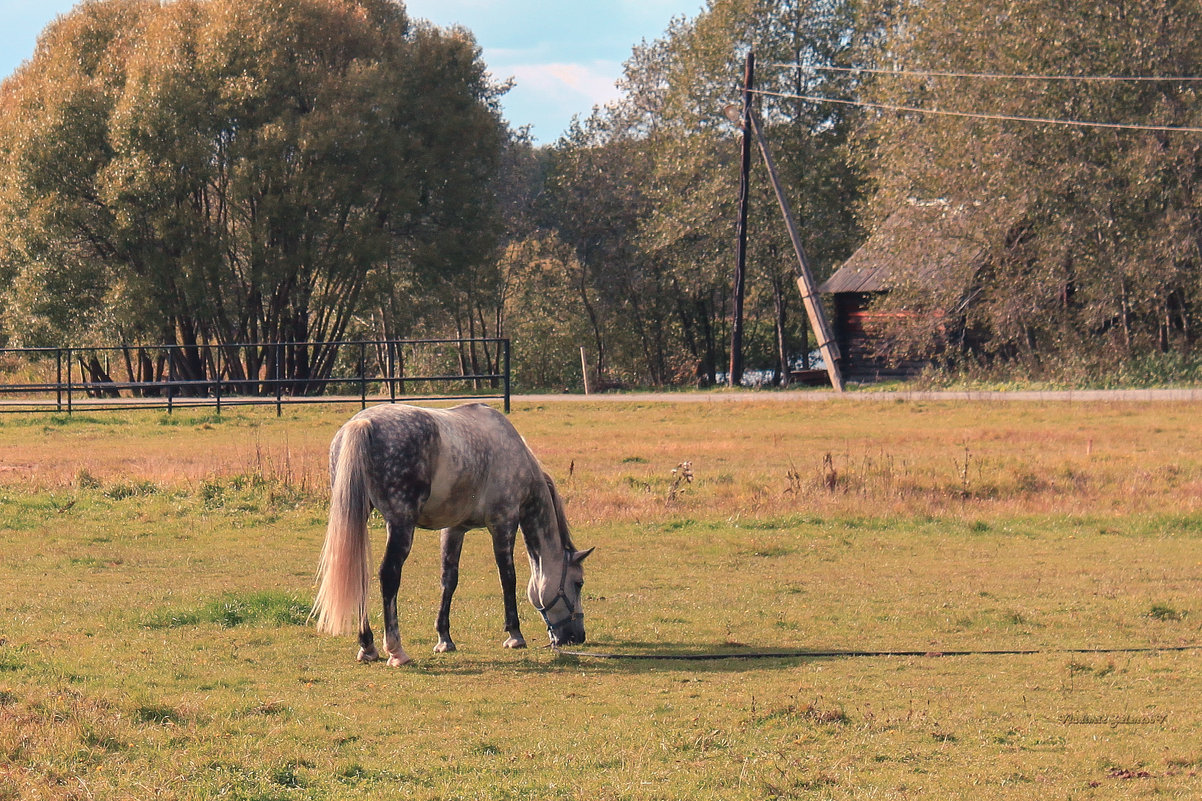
311 402 593 665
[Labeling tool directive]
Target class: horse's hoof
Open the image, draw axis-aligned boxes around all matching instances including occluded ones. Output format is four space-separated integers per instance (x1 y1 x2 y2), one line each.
433 640 456 653
386 650 412 667
503 636 527 650
357 646 379 663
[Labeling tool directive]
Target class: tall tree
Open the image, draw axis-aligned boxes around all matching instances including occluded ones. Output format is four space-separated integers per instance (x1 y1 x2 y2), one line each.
0 0 507 388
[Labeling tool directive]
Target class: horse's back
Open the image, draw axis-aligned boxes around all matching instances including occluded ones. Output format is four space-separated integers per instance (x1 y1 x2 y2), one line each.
422 404 541 527
334 403 537 529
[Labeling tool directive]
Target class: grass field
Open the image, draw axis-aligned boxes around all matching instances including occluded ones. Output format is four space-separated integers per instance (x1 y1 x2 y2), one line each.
2 398 1202 799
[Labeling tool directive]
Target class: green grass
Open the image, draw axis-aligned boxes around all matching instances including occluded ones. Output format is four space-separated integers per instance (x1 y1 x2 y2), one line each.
2 401 1202 798
142 590 312 630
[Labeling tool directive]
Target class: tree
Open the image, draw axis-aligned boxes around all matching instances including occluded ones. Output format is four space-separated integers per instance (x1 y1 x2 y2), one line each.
500 233 593 390
859 0 1202 372
541 115 659 385
0 0 507 390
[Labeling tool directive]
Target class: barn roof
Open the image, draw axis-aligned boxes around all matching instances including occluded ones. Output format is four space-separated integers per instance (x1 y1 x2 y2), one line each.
820 200 990 294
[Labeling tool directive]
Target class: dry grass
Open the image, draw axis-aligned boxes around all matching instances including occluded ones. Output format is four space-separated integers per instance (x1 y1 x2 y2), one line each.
0 411 329 494
514 399 1202 524
5 399 1202 522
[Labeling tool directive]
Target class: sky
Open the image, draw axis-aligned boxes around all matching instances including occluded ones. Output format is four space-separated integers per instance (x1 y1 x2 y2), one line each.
0 0 705 144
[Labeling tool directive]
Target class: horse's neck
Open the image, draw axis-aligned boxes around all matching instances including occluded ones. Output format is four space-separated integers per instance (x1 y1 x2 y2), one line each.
521 488 565 567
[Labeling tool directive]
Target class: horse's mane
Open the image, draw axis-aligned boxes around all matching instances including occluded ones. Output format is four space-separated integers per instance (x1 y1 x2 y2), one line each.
541 471 576 552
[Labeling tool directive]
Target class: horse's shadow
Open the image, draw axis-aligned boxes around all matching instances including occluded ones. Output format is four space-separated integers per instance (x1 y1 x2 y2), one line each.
411 640 826 676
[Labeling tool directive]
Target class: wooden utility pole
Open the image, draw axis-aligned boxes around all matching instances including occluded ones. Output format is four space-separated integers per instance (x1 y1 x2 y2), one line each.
747 109 844 392
729 50 754 387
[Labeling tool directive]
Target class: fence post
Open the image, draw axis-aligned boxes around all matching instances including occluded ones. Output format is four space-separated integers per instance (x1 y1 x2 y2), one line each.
275 343 283 417
503 339 511 413
398 344 406 396
388 340 396 403
167 347 174 415
56 349 63 412
360 342 367 410
214 345 222 415
65 347 73 415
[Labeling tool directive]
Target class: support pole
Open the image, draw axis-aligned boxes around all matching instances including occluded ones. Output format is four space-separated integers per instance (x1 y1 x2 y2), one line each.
729 50 754 388
747 110 844 392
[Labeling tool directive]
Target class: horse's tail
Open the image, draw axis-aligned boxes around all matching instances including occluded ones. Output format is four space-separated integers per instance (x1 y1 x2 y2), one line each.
542 470 576 551
312 418 374 636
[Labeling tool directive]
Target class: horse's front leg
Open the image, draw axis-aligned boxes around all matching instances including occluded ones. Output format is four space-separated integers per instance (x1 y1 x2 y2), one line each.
489 522 526 649
434 526 467 653
380 517 415 666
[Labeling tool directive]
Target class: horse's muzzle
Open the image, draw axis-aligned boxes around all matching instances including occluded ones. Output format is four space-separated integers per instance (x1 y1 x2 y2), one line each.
549 616 586 646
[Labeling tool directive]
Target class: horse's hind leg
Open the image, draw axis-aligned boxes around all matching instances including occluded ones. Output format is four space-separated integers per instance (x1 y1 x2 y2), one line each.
380 517 415 666
357 620 379 663
490 522 526 649
434 526 466 653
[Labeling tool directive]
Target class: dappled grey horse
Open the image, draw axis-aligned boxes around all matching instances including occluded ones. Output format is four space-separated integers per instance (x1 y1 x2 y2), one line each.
312 403 592 665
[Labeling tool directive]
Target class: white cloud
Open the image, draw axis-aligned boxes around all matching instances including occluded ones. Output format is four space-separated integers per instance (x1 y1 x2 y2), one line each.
509 61 623 107
494 60 627 140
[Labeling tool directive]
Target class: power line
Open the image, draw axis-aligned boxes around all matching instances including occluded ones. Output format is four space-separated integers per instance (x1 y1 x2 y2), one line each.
750 87 1202 134
762 62 1202 83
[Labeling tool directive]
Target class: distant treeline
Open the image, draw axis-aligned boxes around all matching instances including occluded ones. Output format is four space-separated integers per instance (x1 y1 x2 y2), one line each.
2 0 1200 389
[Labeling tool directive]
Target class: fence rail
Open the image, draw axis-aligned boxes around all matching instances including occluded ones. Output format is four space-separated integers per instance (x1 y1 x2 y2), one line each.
0 338 510 415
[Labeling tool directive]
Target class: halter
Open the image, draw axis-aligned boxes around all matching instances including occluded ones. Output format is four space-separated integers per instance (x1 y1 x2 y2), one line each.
534 550 583 641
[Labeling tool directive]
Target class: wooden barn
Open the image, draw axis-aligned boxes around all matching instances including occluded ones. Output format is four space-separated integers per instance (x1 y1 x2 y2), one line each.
819 200 988 383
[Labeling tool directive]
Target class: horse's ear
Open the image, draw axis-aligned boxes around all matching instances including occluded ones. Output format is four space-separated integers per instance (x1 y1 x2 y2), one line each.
571 547 595 564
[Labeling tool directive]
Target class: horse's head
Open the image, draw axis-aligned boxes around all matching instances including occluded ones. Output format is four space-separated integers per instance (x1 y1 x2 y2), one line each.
530 547 594 646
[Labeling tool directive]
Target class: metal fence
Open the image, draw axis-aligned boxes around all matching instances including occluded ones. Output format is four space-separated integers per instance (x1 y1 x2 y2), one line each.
0 338 510 414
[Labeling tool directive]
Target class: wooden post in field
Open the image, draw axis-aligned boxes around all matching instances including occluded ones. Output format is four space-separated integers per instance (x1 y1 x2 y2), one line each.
747 109 844 392
580 347 591 395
